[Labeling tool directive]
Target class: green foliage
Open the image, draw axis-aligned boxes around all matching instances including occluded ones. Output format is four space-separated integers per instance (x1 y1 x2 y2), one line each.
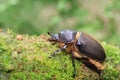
0 0 120 44
0 31 120 80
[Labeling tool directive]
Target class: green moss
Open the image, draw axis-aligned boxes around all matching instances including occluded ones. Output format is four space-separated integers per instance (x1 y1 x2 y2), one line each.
101 42 120 80
0 31 120 80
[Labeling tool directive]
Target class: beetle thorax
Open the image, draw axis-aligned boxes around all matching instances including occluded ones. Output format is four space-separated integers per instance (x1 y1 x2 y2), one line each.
58 32 84 58
57 30 77 43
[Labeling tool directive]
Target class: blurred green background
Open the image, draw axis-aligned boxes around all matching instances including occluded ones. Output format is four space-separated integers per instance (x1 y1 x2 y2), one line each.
0 0 120 45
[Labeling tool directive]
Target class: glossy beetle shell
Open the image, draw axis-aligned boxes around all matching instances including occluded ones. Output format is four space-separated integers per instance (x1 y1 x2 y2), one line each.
77 32 106 62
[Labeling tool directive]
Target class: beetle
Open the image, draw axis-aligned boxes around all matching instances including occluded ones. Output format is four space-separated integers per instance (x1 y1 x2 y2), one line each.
48 30 106 77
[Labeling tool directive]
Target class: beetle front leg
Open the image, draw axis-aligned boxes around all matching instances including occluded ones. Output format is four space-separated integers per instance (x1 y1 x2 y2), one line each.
49 45 67 58
71 52 77 77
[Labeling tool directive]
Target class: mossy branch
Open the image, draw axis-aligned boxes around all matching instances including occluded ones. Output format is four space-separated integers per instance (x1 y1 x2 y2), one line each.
0 31 120 80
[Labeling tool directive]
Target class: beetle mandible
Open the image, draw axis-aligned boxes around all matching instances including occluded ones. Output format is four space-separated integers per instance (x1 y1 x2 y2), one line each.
48 30 106 77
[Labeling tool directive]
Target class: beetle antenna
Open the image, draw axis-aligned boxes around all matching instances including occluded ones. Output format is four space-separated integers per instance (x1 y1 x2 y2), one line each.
47 32 53 36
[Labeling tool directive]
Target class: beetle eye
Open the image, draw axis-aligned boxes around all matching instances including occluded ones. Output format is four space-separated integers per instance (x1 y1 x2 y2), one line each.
51 34 59 41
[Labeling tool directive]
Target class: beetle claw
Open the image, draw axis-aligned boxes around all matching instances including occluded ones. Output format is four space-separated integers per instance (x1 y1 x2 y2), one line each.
48 56 53 58
72 71 77 78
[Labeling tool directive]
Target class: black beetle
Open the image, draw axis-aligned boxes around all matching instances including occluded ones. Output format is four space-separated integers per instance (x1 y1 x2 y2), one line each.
48 30 106 77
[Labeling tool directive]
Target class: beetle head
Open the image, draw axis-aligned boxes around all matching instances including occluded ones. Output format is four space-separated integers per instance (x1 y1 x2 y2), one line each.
48 30 77 43
48 32 59 41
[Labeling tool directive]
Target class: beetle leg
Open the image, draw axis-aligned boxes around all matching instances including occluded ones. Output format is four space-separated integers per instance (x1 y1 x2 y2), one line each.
71 52 77 77
49 45 67 58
